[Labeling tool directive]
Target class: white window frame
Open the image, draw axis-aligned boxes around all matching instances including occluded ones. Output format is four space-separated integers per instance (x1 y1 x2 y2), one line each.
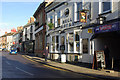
99 0 112 14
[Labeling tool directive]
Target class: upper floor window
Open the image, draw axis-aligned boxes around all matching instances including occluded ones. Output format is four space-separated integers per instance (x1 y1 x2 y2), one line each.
50 16 53 23
57 11 60 26
102 2 111 13
77 2 82 21
30 25 33 33
25 28 27 34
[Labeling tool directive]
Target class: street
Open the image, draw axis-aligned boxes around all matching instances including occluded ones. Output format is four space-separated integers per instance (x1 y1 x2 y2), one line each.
2 51 96 79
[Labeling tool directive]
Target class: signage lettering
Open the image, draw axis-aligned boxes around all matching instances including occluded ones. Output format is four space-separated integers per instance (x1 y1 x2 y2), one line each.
94 22 119 34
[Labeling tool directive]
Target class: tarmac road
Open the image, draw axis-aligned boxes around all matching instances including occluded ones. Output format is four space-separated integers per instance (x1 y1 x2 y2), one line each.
2 51 98 79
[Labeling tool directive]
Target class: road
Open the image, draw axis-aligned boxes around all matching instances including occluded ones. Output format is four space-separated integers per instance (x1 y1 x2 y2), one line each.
2 51 97 79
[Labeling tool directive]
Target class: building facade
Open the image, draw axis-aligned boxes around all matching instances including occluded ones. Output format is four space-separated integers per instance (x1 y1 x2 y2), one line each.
22 17 35 53
46 1 94 63
33 2 46 57
90 1 120 70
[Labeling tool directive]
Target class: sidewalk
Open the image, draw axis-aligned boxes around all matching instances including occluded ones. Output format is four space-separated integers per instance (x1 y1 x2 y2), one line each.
22 54 120 79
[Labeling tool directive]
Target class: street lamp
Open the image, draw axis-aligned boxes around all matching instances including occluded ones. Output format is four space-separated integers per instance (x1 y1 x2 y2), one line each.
96 15 106 25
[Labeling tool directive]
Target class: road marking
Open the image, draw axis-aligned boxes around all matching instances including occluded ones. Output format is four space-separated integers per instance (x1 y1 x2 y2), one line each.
6 61 11 65
22 55 101 80
16 67 34 76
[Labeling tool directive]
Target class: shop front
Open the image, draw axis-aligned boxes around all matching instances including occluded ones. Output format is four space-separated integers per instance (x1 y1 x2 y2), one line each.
92 21 120 71
22 40 35 54
47 27 94 63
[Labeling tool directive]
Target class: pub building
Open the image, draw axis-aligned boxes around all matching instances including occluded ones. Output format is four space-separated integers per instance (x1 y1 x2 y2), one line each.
90 1 120 71
46 1 94 63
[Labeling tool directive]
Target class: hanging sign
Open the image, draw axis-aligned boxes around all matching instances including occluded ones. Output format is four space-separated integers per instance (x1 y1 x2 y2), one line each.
80 12 87 23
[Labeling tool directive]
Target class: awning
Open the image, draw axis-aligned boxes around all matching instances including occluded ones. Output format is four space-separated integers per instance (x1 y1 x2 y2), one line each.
90 34 99 41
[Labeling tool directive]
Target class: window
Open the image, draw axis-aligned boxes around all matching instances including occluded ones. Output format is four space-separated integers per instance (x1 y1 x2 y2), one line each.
102 2 111 13
52 36 55 51
56 36 59 51
57 11 60 26
30 26 33 33
77 2 82 21
50 16 53 23
75 32 80 52
69 33 74 51
30 33 33 40
82 38 88 53
25 28 27 34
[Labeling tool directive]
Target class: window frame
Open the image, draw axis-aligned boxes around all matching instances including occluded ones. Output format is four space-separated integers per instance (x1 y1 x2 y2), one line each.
102 2 112 14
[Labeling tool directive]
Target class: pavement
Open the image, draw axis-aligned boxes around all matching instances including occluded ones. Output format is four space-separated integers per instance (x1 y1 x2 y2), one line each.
22 53 120 80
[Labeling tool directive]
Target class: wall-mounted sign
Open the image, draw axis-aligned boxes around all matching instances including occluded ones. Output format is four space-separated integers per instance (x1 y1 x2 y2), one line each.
94 22 119 34
64 8 69 17
88 29 93 33
80 12 87 23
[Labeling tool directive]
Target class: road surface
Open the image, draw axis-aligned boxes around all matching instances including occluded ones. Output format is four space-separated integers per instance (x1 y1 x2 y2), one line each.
1 51 101 79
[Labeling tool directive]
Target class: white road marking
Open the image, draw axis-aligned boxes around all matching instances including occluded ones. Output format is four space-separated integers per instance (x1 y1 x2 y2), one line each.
6 61 11 65
16 67 34 76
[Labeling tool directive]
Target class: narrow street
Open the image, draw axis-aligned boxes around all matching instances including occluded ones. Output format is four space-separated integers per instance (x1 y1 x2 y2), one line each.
2 51 96 79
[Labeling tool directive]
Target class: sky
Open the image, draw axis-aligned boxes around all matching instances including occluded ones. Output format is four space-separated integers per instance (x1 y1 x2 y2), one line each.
0 1 43 36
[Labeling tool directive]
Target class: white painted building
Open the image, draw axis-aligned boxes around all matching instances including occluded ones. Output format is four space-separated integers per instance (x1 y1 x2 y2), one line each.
22 22 35 42
13 32 20 48
6 35 13 51
46 1 95 63
46 1 120 65
22 19 35 53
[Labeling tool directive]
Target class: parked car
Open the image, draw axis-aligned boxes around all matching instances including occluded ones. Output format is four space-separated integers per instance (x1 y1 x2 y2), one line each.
2 48 8 51
9 47 17 55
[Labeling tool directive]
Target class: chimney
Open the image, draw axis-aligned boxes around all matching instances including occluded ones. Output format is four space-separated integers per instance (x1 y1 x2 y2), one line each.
30 17 34 23
5 32 7 34
28 19 30 24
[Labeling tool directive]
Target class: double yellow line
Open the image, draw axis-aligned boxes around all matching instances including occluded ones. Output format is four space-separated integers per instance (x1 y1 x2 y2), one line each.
22 55 101 79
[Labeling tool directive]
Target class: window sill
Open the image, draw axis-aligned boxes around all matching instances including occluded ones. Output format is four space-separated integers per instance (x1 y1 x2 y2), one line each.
99 10 112 16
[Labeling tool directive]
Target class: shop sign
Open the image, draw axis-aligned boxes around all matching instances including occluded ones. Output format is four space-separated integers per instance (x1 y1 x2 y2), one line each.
88 29 93 33
80 12 87 23
94 22 119 34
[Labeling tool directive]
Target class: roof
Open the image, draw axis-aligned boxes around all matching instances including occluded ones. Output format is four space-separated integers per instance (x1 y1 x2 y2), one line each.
33 2 46 17
23 22 35 28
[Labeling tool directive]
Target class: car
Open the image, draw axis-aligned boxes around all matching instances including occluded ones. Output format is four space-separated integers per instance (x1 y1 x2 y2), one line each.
9 47 17 55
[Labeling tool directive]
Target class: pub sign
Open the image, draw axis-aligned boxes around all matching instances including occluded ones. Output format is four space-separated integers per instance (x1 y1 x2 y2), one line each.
80 12 87 23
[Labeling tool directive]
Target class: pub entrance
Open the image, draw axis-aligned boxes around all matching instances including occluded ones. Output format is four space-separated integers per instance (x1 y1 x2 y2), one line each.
93 31 120 71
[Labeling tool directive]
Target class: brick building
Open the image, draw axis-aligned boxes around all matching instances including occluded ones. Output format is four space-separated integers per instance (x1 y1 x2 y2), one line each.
33 2 46 57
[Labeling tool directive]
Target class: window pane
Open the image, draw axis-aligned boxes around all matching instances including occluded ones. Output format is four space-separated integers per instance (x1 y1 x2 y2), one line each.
57 11 60 26
69 33 74 51
56 36 59 51
50 16 53 23
103 2 111 12
52 36 55 51
77 2 82 21
82 38 88 53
